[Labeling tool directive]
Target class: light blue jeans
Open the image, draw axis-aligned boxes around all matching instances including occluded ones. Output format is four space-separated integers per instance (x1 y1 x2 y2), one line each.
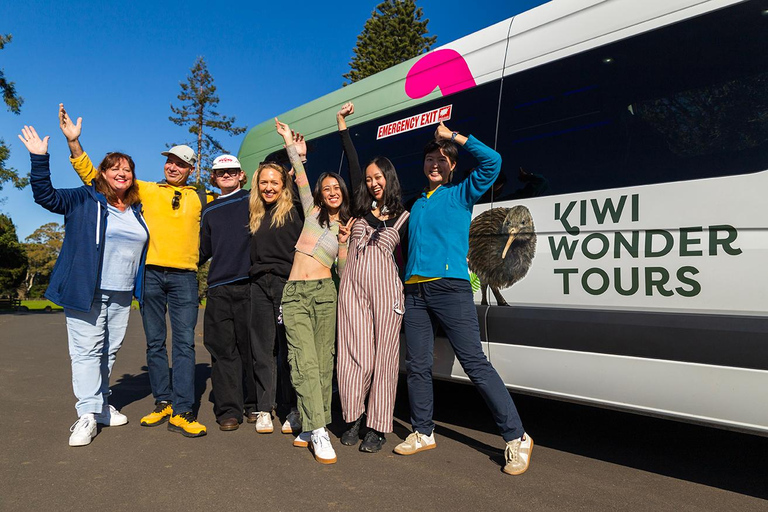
64 290 133 417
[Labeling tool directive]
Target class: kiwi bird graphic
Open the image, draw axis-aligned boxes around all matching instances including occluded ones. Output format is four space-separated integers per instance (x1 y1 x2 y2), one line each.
468 205 537 306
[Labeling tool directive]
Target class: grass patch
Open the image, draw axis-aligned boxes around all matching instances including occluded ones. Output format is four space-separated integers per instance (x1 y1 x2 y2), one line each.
20 299 63 311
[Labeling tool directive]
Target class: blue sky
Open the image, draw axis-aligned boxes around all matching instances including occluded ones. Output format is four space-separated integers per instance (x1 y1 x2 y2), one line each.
1 0 545 239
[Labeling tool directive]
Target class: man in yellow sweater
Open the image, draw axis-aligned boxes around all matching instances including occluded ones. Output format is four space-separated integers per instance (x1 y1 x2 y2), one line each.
59 104 208 437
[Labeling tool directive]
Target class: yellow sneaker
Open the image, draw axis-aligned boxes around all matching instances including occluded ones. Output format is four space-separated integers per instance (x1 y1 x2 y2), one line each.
140 401 173 427
167 411 207 438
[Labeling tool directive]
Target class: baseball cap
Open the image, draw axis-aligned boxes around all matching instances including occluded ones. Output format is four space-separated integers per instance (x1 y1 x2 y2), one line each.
212 155 242 170
161 145 197 166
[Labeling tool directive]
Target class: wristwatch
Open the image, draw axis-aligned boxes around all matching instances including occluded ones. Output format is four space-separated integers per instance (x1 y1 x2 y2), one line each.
451 131 458 141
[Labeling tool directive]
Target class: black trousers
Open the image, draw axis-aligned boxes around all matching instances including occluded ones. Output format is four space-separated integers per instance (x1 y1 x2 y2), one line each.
203 281 256 422
250 273 296 414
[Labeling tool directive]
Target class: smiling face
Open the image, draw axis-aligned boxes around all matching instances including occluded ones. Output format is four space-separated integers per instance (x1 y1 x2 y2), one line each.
258 167 285 205
423 148 456 190
164 154 193 186
365 163 387 201
321 175 343 212
102 158 134 198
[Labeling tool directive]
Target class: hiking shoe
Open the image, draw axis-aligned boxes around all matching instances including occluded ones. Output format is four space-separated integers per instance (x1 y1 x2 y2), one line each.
281 409 301 434
293 431 311 448
95 404 128 426
393 431 436 455
167 411 207 438
503 434 533 475
340 415 364 446
310 429 337 464
359 429 386 453
140 401 172 427
255 411 274 434
69 414 97 447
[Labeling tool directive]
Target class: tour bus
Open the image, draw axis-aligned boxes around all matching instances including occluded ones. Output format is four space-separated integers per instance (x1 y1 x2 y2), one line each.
239 0 768 436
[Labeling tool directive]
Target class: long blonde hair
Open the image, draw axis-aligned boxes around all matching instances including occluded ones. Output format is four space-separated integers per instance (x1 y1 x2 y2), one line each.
249 162 295 234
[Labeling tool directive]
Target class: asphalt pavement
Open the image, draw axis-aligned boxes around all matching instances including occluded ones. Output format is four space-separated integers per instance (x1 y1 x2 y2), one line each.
0 310 765 511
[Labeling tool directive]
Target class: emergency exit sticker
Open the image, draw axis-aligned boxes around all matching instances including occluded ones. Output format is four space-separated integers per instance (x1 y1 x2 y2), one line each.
376 105 452 140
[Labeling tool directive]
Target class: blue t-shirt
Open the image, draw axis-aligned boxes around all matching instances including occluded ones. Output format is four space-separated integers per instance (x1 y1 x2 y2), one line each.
100 204 149 291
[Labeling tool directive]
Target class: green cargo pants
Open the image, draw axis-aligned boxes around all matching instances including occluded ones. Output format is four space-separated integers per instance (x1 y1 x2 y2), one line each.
281 278 337 432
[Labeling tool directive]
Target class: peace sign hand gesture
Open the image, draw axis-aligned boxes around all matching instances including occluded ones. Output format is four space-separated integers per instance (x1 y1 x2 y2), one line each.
337 217 355 245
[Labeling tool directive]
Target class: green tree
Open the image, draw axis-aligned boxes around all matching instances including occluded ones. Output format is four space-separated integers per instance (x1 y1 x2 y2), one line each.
21 222 64 299
169 56 247 184
343 0 437 85
0 34 29 198
0 214 27 296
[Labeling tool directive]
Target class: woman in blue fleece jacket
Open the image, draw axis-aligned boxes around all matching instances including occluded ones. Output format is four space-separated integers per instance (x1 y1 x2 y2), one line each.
21 126 149 448
395 122 533 476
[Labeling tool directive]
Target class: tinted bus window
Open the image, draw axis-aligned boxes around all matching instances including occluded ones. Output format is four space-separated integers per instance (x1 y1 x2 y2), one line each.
494 1 768 200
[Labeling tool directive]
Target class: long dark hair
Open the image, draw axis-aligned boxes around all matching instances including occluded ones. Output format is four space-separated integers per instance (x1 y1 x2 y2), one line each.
313 171 351 228
93 152 140 207
353 156 404 218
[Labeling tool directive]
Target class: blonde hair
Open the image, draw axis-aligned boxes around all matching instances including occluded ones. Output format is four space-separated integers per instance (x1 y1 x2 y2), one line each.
249 162 295 234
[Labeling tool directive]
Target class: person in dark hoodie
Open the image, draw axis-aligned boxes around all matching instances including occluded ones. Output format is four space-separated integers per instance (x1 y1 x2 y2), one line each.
22 125 149 447
199 154 257 431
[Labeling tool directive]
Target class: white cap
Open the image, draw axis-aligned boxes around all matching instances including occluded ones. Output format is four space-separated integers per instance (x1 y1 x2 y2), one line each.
161 145 196 166
212 154 241 170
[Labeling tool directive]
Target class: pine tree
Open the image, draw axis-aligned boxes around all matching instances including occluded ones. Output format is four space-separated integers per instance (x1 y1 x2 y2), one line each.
0 34 29 197
169 56 246 184
343 0 437 85
0 214 27 296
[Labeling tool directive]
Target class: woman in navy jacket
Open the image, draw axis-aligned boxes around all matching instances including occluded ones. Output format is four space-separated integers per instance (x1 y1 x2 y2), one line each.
21 125 149 447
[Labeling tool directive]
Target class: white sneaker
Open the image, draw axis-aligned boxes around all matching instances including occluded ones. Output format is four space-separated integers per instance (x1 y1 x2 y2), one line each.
310 429 337 464
293 431 311 448
393 430 436 455
95 405 128 426
69 414 97 447
503 433 533 475
281 409 301 434
255 411 274 434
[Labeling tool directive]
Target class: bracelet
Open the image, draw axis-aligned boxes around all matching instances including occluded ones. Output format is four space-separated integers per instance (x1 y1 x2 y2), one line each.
451 131 458 141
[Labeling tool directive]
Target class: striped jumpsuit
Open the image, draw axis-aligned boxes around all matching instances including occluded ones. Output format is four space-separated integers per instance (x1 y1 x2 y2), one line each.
337 212 409 433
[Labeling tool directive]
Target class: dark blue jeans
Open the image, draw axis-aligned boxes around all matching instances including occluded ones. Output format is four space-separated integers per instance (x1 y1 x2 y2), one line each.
403 278 524 442
141 267 198 414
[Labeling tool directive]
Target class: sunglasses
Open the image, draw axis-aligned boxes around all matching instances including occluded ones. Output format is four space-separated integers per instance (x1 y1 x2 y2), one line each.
214 168 241 177
171 190 181 210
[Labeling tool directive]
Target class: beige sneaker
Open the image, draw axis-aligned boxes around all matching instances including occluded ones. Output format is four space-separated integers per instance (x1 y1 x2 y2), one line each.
503 433 533 475
255 411 274 434
393 431 436 455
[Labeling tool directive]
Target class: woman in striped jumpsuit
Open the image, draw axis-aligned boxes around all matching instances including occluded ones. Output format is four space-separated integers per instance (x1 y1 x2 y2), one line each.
336 102 410 453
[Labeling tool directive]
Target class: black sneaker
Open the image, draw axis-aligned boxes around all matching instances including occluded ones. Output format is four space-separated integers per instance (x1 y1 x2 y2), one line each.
359 429 386 453
340 415 364 446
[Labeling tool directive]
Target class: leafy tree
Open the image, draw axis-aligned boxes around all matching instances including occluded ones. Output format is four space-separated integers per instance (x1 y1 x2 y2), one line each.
0 34 29 198
21 222 64 298
169 56 246 184
343 0 437 85
0 214 27 296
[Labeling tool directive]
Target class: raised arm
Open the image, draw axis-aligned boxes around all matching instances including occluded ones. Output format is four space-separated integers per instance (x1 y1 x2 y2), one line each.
59 103 99 185
276 118 313 216
336 102 362 203
435 122 501 208
20 126 80 215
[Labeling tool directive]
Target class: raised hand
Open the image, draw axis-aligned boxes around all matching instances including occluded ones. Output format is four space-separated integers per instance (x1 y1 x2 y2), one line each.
59 103 82 142
337 217 355 244
292 131 307 161
18 125 50 155
275 118 293 145
434 121 453 141
337 102 354 119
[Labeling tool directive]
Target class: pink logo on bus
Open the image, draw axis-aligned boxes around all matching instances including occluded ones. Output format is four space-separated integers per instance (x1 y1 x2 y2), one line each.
405 49 477 99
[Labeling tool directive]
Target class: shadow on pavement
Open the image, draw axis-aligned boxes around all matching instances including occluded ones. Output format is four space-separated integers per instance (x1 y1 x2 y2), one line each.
392 377 768 500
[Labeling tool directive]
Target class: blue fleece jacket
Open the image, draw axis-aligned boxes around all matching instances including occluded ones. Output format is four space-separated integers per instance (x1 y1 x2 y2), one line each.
404 135 501 282
30 153 149 312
